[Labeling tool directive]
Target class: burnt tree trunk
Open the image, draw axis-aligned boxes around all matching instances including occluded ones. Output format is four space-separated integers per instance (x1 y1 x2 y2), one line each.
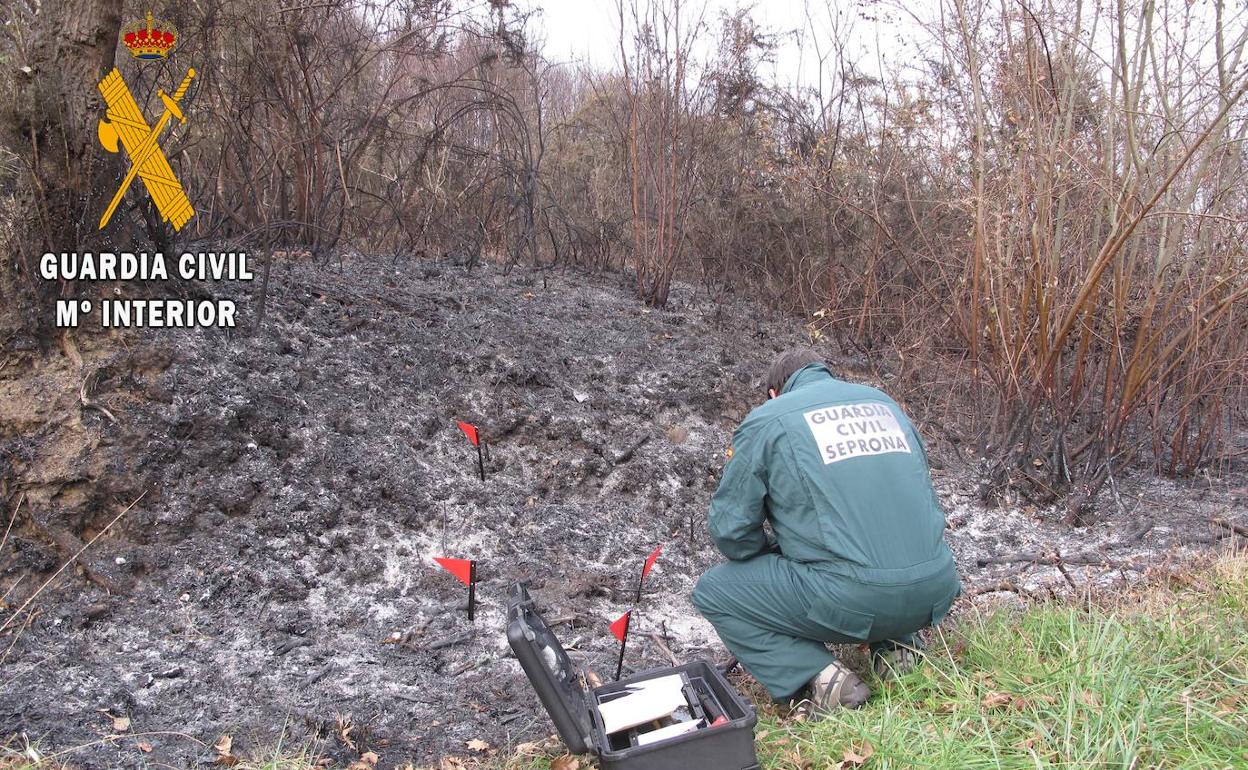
0 0 122 344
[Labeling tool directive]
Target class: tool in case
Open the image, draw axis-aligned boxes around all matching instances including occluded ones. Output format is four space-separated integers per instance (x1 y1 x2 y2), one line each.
506 582 760 770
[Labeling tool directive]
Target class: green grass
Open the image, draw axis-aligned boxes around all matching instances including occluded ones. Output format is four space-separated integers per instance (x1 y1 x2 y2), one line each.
507 557 1248 770
753 565 1248 769
8 559 1246 770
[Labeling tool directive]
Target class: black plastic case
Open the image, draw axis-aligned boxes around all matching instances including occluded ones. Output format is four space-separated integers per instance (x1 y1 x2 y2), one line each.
505 582 760 770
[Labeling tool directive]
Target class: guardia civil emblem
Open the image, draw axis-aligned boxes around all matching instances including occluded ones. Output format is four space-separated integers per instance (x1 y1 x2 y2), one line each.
97 11 195 231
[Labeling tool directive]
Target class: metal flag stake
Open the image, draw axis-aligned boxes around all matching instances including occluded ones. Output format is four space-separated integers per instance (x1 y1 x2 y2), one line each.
610 610 632 681
456 421 485 481
435 556 476 621
635 544 663 603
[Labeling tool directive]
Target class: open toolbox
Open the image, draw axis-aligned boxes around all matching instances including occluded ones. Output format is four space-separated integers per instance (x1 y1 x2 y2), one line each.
506 582 760 770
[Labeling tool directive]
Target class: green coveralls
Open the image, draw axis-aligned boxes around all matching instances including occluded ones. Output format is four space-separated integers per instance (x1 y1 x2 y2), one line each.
693 363 961 699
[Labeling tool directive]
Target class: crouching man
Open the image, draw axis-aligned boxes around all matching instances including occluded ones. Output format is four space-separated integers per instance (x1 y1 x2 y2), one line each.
693 349 961 717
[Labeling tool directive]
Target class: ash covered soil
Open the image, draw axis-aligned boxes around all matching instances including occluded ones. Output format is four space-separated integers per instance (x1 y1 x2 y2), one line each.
2 257 1245 768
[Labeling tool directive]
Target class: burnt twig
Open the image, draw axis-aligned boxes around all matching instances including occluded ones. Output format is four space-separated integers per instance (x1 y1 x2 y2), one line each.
274 637 312 656
301 662 337 687
965 581 1035 598
1211 517 1248 538
427 631 472 651
976 550 1118 568
1052 550 1080 592
647 632 679 667
1116 516 1154 545
611 434 652 466
0 492 145 634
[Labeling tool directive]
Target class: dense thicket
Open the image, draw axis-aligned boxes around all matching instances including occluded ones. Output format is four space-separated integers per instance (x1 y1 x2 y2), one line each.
2 0 1245 515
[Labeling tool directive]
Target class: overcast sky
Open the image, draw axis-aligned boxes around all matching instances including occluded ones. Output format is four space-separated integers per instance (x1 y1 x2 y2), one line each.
516 0 925 89
505 0 1245 98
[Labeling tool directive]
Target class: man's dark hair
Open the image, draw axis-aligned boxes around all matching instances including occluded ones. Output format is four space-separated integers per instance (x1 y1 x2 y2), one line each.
765 348 824 396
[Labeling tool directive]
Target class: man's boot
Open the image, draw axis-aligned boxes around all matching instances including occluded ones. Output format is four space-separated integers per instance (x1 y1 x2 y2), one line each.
793 659 870 721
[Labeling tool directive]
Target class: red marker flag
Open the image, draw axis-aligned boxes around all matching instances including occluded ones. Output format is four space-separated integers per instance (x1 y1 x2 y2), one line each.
642 545 663 581
434 557 474 585
610 609 632 680
609 610 632 642
456 421 486 482
636 544 663 603
456 421 480 446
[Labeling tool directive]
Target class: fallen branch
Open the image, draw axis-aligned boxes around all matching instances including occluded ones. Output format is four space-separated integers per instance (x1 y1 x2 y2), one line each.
447 658 483 676
27 520 122 594
0 491 144 635
976 551 1045 566
1210 517 1248 538
301 662 337 687
976 550 1119 568
611 434 652 466
964 581 1036 599
274 636 312 656
1052 550 1080 592
427 631 472 651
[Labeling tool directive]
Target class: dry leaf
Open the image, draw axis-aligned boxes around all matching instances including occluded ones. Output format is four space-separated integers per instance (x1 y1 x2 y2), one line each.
347 751 379 770
337 714 357 750
137 742 153 753
980 691 1013 710
112 716 131 732
842 740 874 765
550 756 580 770
465 739 490 753
665 425 689 444
214 756 241 768
439 758 467 770
214 735 233 756
1215 696 1242 716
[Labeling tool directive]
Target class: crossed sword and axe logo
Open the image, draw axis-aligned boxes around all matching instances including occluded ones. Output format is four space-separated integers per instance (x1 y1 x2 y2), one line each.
96 67 196 231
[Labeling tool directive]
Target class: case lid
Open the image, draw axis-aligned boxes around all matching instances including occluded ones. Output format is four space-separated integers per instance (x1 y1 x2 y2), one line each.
506 581 596 754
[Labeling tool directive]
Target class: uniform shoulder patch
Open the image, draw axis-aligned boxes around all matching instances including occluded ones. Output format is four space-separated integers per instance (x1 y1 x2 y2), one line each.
802 401 912 464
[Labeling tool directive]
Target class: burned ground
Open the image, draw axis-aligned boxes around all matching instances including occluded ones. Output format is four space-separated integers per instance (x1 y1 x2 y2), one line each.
1 257 1245 768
